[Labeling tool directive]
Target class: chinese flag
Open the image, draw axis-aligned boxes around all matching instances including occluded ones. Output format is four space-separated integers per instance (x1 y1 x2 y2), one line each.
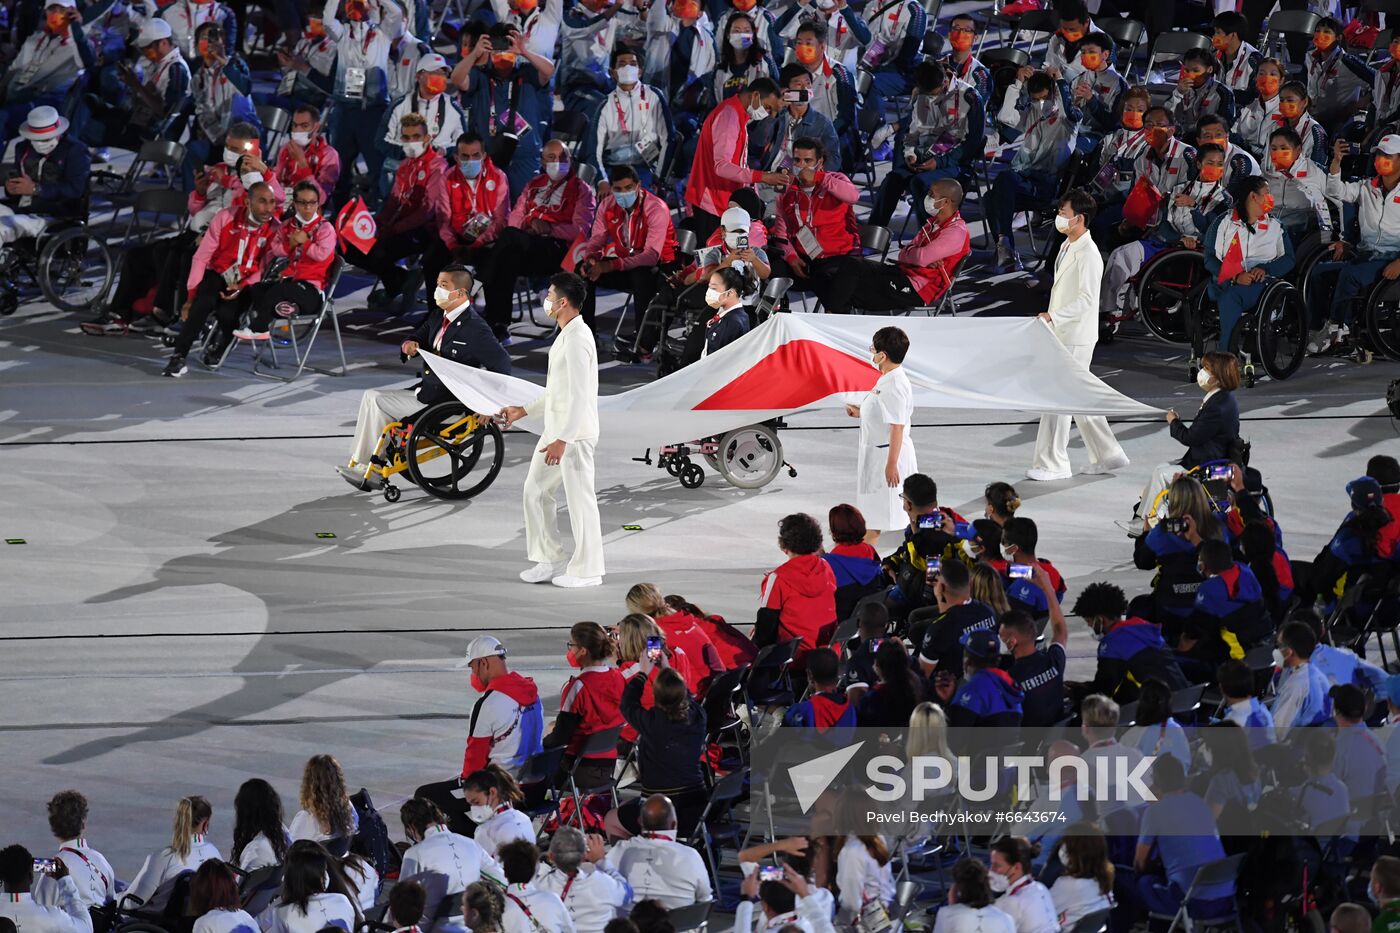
335 197 377 252
1217 231 1244 283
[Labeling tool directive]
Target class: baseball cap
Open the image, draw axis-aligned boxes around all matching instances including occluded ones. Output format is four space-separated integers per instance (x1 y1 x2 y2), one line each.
465 635 506 663
721 206 751 231
1386 673 1400 707
1378 134 1400 156
418 52 449 72
1348 475 1383 511
137 17 173 45
960 629 1000 660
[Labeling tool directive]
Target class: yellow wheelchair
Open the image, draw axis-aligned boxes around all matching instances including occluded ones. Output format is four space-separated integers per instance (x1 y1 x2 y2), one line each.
366 401 505 503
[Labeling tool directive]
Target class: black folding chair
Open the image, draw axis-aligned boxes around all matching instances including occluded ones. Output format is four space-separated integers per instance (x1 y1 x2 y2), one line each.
565 725 623 826
1099 17 1147 78
685 766 749 901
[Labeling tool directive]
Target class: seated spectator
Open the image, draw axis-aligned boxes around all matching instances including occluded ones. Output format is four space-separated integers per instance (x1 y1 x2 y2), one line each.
756 64 843 177
914 558 997 678
1210 12 1262 100
595 48 671 188
1043 0 1093 70
684 78 786 242
257 840 360 933
1166 48 1236 132
1305 17 1374 134
855 639 924 728
1095 106 1194 251
342 113 449 315
982 483 1020 527
1198 722 1261 829
834 835 894 925
1310 476 1396 605
1329 683 1388 804
184 22 255 190
462 882 506 933
732 863 836 933
1001 581 1068 728
988 837 1056 933
768 137 864 314
233 181 338 341
575 164 678 331
289 755 358 847
422 133 510 306
336 265 509 489
971 562 1012 618
39 790 115 908
1195 114 1260 186
1133 476 1221 625
1180 538 1270 668
480 140 597 340
931 859 1015 933
1377 35 1400 126
1235 59 1284 160
188 123 283 235
1201 174 1297 356
935 629 1023 736
1273 81 1328 168
127 798 222 909
1068 583 1187 704
1124 677 1191 768
999 517 1064 621
605 796 713 909
1064 32 1125 142
1369 452 1400 551
534 829 629 933
941 13 991 102
0 0 90 143
789 20 857 166
91 19 191 151
1090 85 1151 207
1214 659 1275 749
757 513 838 652
273 17 337 108
612 656 707 836
782 647 856 733
0 105 90 249
461 767 533 858
645 0 717 106
1263 127 1330 242
232 779 291 872
543 621 625 790
840 602 889 692
1295 728 1350 831
0 844 92 933
882 474 966 619
665 593 758 669
455 634 545 779
454 25 555 198
1049 827 1113 928
1327 903 1372 933
274 106 341 205
495 841 572 933
822 503 884 619
190 859 257 933
398 798 499 930
1234 518 1293 625
387 880 425 932
1134 755 1231 919
1369 859 1400 929
624 586 723 690
713 13 779 105
868 62 983 230
382 54 468 160
988 67 1079 272
857 179 970 314
1270 619 1332 739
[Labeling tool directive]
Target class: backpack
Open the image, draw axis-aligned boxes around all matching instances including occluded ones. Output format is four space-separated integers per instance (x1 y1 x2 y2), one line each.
350 788 400 879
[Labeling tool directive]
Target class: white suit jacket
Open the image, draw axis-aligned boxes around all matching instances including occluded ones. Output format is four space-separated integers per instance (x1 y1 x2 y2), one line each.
1046 233 1103 348
526 315 599 445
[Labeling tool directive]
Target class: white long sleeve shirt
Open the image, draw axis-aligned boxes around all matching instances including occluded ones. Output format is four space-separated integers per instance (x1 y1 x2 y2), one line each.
523 315 599 445
532 864 630 933
236 830 289 872
500 884 575 933
40 840 116 908
732 892 837 933
126 838 221 911
256 893 357 933
473 807 535 859
595 83 669 174
993 877 1059 933
194 908 259 933
834 837 894 920
1046 233 1103 347
0 882 94 933
400 826 502 933
603 831 712 910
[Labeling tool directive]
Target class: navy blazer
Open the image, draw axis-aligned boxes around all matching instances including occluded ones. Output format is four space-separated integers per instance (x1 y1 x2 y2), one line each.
1170 389 1240 469
704 307 750 357
411 304 511 407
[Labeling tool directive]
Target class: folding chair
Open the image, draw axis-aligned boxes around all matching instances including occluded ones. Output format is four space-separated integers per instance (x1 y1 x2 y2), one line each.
1169 683 1206 723
752 276 792 322
553 110 590 157
257 104 293 153
250 256 349 381
666 902 711 933
908 254 968 316
1070 907 1112 933
1152 852 1246 933
1144 31 1214 84
91 139 187 216
685 766 749 903
743 637 803 727
827 614 860 648
1014 9 1061 63
516 745 567 826
565 725 623 826
859 223 892 260
1369 28 1395 67
853 70 881 187
1259 10 1321 65
1098 17 1147 79
577 162 598 186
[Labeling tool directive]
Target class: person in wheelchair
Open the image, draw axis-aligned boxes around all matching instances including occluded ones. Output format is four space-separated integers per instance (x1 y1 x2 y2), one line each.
1165 49 1236 136
1092 106 1194 254
1195 114 1259 185
1311 134 1400 354
1263 127 1332 242
1234 59 1283 162
337 264 510 490
0 106 89 247
1202 174 1296 354
233 181 337 341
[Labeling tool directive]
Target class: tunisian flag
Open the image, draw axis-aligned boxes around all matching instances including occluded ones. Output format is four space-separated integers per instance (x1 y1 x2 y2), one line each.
335 197 377 252
1217 229 1245 283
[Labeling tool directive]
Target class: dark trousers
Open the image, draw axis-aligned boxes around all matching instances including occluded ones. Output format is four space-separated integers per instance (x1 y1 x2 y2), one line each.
683 208 722 245
986 169 1059 243
343 228 434 296
110 232 197 319
173 271 253 356
481 227 570 333
247 278 321 330
850 260 922 313
583 265 664 333
869 163 962 229
415 778 476 837
802 253 868 314
330 102 388 208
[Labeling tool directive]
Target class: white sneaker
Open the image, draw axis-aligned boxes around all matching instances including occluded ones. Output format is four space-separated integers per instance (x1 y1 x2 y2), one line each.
520 561 564 583
232 327 270 341
552 574 603 588
870 123 897 153
1025 467 1072 482
1081 454 1130 475
1306 325 1338 354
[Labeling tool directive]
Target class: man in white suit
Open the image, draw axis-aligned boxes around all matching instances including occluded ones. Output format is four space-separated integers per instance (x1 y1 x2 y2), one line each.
1028 189 1130 482
497 272 605 588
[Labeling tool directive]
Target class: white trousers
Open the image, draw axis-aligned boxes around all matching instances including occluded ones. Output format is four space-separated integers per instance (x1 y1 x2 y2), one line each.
1132 460 1184 532
1031 343 1126 475
523 438 605 578
348 387 422 466
1101 241 1145 318
0 205 48 245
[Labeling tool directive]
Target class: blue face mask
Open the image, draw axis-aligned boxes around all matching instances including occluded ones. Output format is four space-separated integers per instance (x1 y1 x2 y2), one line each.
614 189 638 209
462 158 483 179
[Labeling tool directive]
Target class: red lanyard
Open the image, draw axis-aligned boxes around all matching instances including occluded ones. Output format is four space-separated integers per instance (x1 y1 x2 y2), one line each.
614 87 644 132
526 178 566 220
560 873 578 901
59 847 109 891
617 201 646 253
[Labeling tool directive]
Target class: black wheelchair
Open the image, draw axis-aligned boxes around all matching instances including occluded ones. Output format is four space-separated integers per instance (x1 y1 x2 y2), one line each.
363 401 505 503
1131 241 1309 386
0 220 113 316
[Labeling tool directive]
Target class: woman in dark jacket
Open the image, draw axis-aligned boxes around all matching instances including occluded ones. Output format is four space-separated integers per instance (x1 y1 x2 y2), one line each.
1129 351 1241 537
855 638 925 729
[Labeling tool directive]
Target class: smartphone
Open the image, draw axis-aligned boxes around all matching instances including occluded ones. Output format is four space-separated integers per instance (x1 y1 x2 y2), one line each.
781 88 810 103
758 865 785 882
869 637 882 654
1205 463 1233 481
1163 516 1189 535
32 858 58 875
1009 563 1033 580
926 558 941 577
645 635 663 662
917 513 942 529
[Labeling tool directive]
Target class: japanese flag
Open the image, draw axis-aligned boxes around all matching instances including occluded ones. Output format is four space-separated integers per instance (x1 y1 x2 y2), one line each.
1216 230 1244 283
335 197 377 252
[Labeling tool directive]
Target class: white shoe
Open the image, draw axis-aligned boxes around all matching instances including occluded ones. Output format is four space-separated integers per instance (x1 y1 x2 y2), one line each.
519 561 564 583
1306 325 1338 355
870 123 897 153
552 574 603 588
1025 467 1072 482
1081 454 1130 475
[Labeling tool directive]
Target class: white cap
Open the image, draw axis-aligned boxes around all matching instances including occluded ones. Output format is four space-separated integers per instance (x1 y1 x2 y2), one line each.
1378 134 1400 156
721 206 751 231
465 635 506 663
418 52 449 73
20 105 68 140
137 17 173 45
48 0 77 8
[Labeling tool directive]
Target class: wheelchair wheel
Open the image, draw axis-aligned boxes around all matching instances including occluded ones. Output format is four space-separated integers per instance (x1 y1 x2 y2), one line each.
405 402 504 500
679 463 705 489
1252 280 1308 380
1134 249 1205 345
714 424 784 490
38 227 113 313
1295 236 1355 302
1366 277 1400 361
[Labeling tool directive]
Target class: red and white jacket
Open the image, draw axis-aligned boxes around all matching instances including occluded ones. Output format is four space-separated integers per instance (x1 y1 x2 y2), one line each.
188 206 276 294
271 215 337 291
686 94 763 217
770 171 862 264
559 666 625 759
273 136 342 204
440 157 510 249
579 189 678 269
898 212 970 303
507 172 596 242
188 158 285 229
379 147 450 238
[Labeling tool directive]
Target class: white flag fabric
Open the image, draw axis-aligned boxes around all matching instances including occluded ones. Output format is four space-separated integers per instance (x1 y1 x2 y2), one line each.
420 313 1158 446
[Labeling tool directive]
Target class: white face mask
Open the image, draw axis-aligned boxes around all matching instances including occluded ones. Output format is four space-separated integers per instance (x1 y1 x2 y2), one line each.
403 140 427 158
295 211 318 225
1197 368 1214 389
747 104 769 122
31 137 59 154
223 147 242 166
616 64 640 85
988 871 1010 895
290 130 313 146
240 171 262 189
704 287 725 308
545 160 569 180
1272 647 1286 668
1058 848 1071 868
924 196 943 217
543 296 561 319
961 539 978 560
724 230 744 249
434 285 455 304
999 543 1015 561
1054 214 1072 234
467 804 494 824
729 32 753 50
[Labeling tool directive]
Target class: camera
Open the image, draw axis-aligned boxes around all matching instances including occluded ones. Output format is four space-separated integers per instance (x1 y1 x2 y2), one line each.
1008 563 1033 580
758 865 785 882
645 635 662 661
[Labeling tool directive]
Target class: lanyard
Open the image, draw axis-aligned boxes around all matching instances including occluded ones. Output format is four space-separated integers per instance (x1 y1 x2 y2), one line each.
792 186 819 230
616 201 645 253
59 847 109 891
289 217 321 261
526 178 566 220
560 872 578 901
614 87 644 132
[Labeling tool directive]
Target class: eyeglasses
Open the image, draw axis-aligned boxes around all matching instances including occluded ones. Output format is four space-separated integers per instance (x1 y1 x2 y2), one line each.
294 199 320 207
